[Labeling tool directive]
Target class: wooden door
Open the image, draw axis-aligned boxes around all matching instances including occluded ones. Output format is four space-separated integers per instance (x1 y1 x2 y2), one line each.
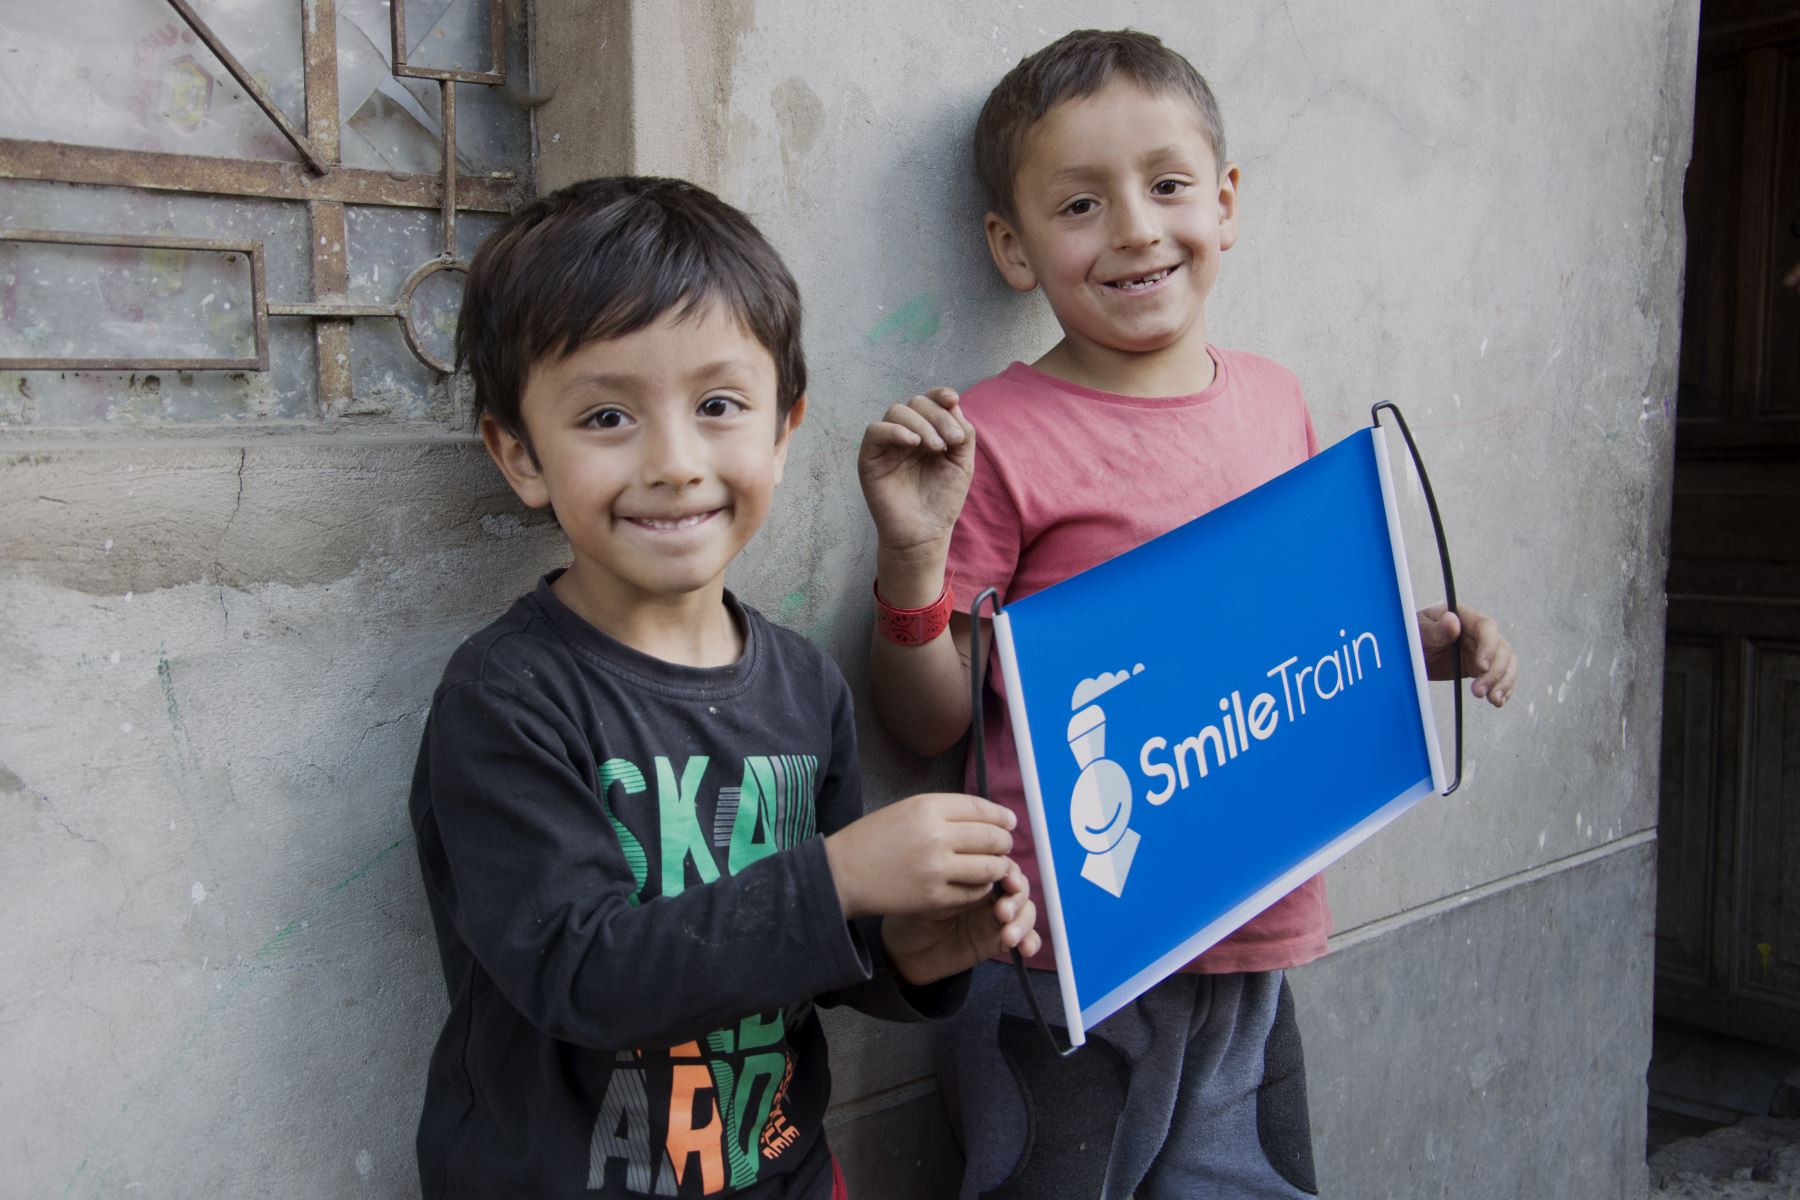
1657 0 1800 1049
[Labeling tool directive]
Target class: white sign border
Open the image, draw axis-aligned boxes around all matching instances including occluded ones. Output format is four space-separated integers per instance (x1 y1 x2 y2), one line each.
1369 424 1450 795
993 609 1088 1046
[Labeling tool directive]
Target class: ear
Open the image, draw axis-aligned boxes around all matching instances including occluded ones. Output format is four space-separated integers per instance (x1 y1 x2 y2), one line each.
480 412 553 509
771 392 808 486
984 212 1039 294
1216 161 1241 253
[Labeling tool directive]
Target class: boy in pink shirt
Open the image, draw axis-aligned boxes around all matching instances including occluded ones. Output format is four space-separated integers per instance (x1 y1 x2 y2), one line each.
857 29 1519 1199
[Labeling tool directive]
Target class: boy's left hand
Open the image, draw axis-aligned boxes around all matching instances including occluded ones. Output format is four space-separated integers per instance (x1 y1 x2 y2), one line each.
881 862 1040 987
858 387 976 560
1418 603 1518 707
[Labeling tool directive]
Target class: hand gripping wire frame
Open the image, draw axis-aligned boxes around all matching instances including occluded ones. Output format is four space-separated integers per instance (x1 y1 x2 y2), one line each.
968 586 1079 1057
1370 401 1463 797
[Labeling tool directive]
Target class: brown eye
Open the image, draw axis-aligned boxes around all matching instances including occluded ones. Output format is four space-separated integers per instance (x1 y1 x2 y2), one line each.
699 396 739 418
586 408 629 429
1066 198 1097 216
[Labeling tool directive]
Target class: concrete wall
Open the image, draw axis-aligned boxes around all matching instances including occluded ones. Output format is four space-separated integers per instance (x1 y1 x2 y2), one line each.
2 1 1694 1195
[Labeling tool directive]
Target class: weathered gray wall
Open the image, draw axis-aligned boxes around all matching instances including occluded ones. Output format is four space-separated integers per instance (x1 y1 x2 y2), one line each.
2 1 1693 1196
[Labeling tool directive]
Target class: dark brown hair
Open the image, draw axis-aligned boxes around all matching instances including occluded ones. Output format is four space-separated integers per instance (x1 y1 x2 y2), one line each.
973 29 1227 223
456 176 806 444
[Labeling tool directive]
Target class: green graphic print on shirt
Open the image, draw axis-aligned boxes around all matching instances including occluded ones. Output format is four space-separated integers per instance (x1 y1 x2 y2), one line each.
588 753 821 1196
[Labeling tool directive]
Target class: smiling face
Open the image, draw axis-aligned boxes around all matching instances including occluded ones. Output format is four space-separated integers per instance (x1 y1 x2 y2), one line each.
483 302 802 629
986 79 1239 393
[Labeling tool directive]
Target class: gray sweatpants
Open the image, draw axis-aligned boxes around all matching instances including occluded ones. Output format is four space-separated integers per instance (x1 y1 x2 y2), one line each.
935 962 1318 1200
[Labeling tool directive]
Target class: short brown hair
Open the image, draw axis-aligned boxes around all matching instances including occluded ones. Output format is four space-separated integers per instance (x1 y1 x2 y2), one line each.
973 29 1227 223
456 176 806 443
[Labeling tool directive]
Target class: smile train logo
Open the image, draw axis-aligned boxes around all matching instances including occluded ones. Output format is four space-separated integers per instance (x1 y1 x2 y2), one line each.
1067 663 1145 897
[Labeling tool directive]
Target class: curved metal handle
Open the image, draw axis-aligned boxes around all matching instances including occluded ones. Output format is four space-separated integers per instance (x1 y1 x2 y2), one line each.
1370 402 1463 796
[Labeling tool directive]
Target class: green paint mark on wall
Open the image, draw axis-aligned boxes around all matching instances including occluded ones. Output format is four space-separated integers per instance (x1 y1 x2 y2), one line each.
778 590 806 619
867 293 940 346
156 642 199 772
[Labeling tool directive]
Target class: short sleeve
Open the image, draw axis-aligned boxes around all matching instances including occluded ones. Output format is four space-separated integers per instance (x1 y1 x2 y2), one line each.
948 438 1025 602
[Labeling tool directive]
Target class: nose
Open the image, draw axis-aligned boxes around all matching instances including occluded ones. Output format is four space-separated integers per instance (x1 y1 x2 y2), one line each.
1111 192 1161 250
640 416 705 489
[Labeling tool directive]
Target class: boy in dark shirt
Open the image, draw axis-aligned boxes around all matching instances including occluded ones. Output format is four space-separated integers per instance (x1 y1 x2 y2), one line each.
409 176 1038 1199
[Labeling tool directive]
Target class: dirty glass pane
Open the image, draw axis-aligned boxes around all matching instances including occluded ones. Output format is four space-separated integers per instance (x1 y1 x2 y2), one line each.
399 0 499 75
0 180 313 423
0 238 257 363
0 0 307 164
334 0 528 178
409 267 466 367
336 0 444 176
341 206 501 416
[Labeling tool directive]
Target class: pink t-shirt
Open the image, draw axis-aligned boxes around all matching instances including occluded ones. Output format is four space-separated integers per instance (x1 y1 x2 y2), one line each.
948 346 1331 974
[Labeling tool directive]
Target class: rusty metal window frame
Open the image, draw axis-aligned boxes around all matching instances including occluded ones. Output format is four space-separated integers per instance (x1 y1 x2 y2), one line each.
0 228 269 372
0 0 525 413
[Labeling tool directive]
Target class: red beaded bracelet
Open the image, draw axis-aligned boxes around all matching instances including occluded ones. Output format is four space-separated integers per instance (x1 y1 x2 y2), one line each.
873 575 955 646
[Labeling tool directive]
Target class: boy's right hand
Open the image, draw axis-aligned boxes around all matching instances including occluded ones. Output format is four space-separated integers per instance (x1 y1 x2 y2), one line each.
823 791 1015 919
858 388 976 571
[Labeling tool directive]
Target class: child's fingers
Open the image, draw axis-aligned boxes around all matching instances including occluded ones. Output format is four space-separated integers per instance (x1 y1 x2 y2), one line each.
1420 606 1459 652
945 819 1013 857
950 791 1022 831
884 402 952 452
860 419 924 456
928 792 1019 831
1482 644 1519 707
942 879 1003 907
907 393 967 447
937 392 976 443
1000 898 1039 952
945 851 1012 887
990 874 1038 950
990 866 1032 923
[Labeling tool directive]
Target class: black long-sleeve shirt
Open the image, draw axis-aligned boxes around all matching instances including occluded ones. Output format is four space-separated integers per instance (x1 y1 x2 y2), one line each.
409 577 960 1198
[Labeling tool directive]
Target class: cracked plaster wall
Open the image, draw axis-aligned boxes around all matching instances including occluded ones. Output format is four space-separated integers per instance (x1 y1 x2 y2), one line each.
3 1 1694 1196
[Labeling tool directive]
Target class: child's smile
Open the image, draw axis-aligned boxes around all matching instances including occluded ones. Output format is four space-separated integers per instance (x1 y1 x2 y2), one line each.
1105 264 1179 292
619 508 723 533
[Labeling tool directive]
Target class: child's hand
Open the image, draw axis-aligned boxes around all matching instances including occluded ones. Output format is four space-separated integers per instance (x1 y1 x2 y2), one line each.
858 388 976 559
1418 603 1518 708
823 792 1015 919
881 862 1041 987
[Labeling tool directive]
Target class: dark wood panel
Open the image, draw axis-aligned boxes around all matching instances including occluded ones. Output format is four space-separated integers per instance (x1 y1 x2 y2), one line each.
1669 492 1800 564
1761 46 1800 419
1700 5 1800 63
1656 640 1721 985
1659 0 1800 1052
1668 558 1800 600
1667 597 1800 637
1734 643 1800 1005
1733 50 1781 418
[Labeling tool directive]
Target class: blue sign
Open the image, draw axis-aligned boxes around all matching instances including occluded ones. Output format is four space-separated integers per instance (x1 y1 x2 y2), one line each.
992 427 1447 1044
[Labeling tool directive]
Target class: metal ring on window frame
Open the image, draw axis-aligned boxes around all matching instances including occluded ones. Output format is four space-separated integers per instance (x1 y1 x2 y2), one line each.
395 256 470 375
